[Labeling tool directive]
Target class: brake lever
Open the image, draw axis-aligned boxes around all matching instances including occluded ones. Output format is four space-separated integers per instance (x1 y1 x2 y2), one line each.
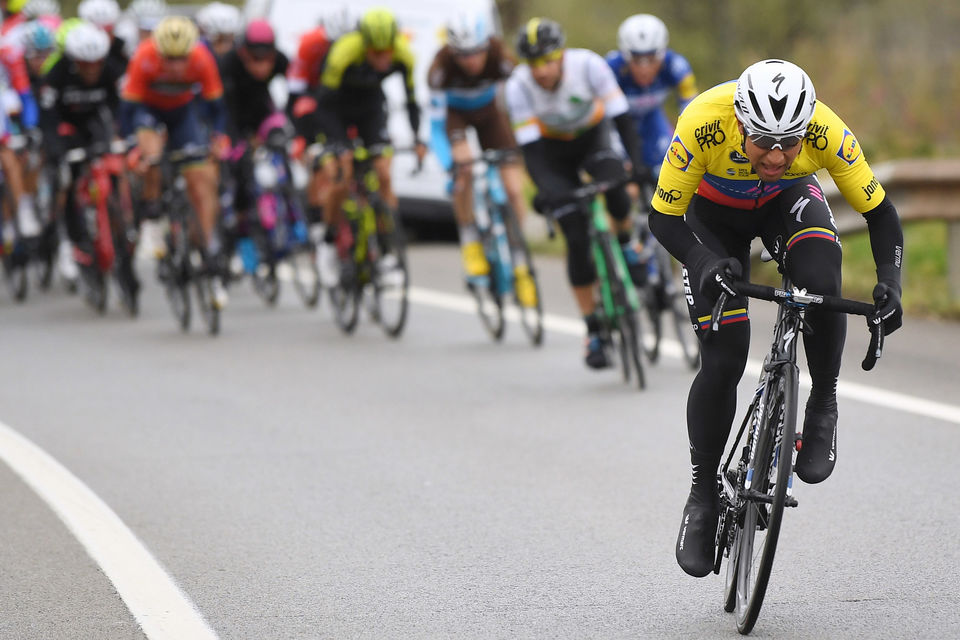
710 292 729 334
861 319 885 371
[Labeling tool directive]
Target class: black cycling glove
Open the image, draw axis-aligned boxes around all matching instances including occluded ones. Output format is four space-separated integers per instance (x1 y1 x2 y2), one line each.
872 263 903 335
688 245 741 303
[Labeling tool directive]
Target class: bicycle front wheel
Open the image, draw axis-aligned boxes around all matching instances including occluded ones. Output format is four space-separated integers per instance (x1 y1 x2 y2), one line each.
191 254 220 337
505 210 543 346
291 247 321 308
373 207 410 338
733 366 797 634
598 233 645 390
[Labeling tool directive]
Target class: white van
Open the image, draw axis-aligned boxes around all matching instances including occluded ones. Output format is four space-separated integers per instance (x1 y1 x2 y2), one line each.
243 0 504 224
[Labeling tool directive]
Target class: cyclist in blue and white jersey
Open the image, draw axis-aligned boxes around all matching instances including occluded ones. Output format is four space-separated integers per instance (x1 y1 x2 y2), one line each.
605 14 698 176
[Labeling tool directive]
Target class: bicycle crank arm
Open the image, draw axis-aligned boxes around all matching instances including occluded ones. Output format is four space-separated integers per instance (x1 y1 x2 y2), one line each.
742 488 799 508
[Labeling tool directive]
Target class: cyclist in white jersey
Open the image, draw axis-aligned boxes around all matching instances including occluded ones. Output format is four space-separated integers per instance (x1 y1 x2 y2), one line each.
505 18 648 369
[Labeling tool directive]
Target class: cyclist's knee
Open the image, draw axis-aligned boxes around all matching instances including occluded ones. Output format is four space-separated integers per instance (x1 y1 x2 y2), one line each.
698 320 750 378
606 185 632 221
786 239 842 296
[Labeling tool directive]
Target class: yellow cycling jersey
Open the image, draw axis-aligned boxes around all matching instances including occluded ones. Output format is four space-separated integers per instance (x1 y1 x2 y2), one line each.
652 81 885 216
320 30 416 94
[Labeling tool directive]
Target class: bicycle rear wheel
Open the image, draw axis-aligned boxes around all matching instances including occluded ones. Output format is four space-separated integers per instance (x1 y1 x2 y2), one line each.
640 284 662 363
373 207 409 338
733 366 797 634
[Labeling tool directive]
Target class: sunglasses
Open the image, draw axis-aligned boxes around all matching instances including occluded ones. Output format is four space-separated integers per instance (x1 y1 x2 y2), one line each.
628 52 660 66
526 49 563 68
453 46 488 58
245 46 276 61
745 129 804 150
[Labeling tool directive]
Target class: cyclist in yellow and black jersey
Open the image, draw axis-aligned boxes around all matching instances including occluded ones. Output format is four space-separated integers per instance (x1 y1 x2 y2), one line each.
647 60 904 578
311 7 427 286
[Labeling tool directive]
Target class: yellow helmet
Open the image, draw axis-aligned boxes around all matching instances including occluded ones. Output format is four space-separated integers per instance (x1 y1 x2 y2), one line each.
359 7 397 51
5 0 28 13
153 15 198 57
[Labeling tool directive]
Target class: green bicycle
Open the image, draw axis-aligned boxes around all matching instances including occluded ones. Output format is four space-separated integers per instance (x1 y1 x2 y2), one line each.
552 180 646 389
327 142 410 338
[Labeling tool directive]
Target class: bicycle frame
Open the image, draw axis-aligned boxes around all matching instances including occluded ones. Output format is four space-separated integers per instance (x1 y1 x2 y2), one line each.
589 197 640 320
472 160 514 297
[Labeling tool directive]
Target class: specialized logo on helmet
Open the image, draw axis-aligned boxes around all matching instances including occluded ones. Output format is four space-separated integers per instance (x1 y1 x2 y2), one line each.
837 128 861 166
772 72 786 95
667 134 692 171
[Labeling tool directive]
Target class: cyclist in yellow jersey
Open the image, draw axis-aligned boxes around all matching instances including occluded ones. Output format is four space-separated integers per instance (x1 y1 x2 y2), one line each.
309 7 427 287
647 60 904 577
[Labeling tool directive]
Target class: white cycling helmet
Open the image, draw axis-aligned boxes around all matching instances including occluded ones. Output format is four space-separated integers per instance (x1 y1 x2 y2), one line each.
196 2 240 37
319 6 356 41
22 0 60 19
78 0 119 28
64 21 110 62
617 14 668 59
446 11 491 54
734 59 817 139
129 0 167 31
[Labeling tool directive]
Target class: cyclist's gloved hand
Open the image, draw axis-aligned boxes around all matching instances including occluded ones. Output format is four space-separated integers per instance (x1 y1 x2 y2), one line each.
871 268 902 335
532 193 552 214
689 246 741 303
630 163 656 190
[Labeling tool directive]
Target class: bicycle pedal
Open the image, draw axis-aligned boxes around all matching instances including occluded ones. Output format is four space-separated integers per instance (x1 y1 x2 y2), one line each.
785 496 799 508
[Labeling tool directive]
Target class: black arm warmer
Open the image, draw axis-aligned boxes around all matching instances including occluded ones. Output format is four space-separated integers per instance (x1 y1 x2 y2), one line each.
406 101 421 141
612 111 643 171
520 139 552 190
862 195 904 288
648 209 706 265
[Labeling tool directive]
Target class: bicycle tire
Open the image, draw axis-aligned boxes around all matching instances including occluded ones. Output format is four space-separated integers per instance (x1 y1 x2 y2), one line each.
194 268 221 336
4 255 28 302
291 247 321 308
252 263 280 306
599 233 645 390
733 366 797 634
329 261 361 334
641 284 662 363
504 209 543 346
373 206 410 338
161 229 191 332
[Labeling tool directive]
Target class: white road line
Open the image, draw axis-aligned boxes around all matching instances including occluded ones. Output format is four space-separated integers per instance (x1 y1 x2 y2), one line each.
0 420 218 640
408 286 960 426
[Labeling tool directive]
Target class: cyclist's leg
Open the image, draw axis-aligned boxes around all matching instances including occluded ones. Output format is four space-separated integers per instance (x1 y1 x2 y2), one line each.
676 195 755 577
581 123 644 286
446 109 489 278
761 177 844 483
474 102 528 251
130 104 166 233
166 102 219 251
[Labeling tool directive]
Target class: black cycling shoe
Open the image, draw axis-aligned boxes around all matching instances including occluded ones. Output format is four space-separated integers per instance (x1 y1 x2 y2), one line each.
795 399 838 484
584 333 611 369
676 492 720 578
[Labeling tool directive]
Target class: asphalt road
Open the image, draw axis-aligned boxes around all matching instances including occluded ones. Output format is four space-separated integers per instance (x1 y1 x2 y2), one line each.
0 245 958 639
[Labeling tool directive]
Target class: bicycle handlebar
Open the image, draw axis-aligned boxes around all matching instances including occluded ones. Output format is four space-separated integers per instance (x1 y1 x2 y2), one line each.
710 282 884 371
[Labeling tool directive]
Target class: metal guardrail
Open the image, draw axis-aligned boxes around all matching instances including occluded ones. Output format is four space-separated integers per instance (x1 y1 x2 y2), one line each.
820 159 960 298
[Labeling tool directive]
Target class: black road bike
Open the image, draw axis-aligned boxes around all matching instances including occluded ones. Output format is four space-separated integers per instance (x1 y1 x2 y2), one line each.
712 276 884 634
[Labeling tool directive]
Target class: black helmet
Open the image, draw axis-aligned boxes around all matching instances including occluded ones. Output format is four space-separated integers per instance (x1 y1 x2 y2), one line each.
516 17 565 60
